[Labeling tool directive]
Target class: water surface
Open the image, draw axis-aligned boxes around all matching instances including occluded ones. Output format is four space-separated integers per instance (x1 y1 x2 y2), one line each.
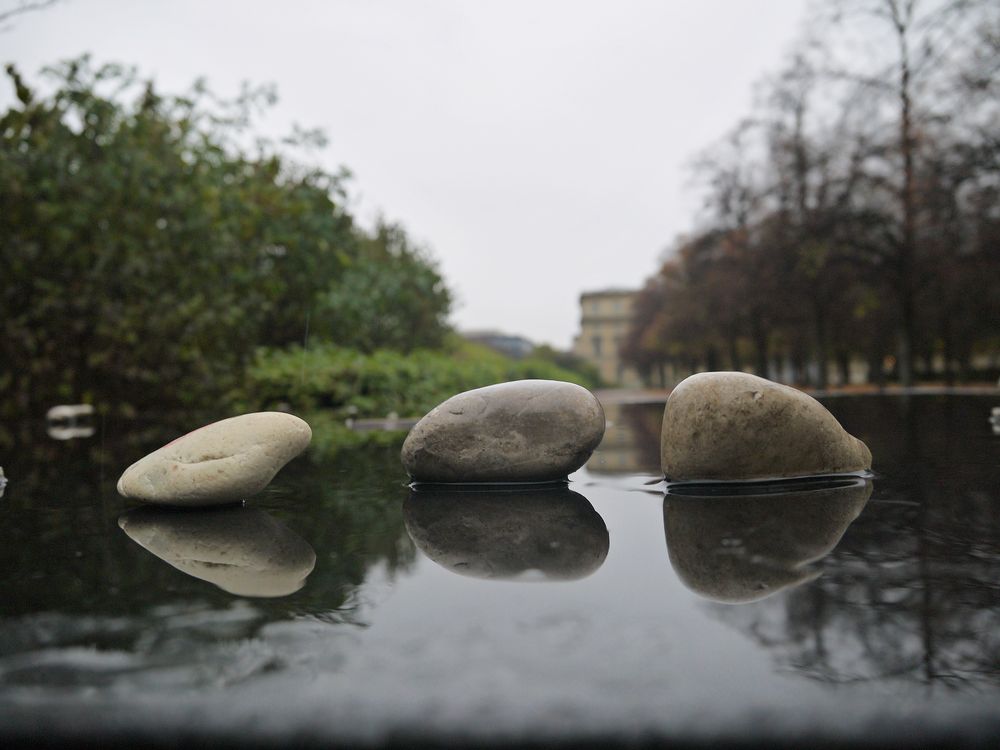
1 395 999 745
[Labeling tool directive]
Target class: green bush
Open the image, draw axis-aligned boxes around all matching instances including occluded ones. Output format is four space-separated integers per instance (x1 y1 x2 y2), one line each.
241 339 601 455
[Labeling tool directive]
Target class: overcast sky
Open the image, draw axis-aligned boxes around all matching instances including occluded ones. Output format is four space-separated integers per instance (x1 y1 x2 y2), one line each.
3 0 809 348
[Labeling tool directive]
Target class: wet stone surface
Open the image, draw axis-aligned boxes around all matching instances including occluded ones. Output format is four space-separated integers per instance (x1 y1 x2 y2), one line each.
661 372 872 482
117 412 312 506
401 380 605 483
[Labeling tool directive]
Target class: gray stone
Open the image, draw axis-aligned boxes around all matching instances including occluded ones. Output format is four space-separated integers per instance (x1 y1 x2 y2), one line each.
117 412 311 505
401 380 605 483
661 372 871 482
403 487 609 581
664 479 871 603
118 506 316 597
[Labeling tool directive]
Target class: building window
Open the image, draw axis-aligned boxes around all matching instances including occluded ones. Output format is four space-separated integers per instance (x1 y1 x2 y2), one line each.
592 335 602 356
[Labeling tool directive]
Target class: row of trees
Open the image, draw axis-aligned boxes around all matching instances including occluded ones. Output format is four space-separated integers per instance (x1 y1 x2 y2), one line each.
624 0 1000 388
0 58 453 416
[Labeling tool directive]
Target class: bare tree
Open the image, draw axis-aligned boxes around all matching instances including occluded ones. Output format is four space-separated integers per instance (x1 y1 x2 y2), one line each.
0 0 62 29
822 0 990 385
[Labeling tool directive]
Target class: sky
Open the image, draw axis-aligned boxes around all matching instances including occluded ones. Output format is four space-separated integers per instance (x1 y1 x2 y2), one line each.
2 0 810 349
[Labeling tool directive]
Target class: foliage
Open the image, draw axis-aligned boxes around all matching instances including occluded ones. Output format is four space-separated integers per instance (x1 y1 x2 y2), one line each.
312 220 452 353
242 337 600 455
529 344 604 387
0 58 452 417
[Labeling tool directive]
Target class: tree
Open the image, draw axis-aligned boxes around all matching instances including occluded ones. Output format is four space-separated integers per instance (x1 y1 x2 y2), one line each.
624 1 999 388
312 220 452 353
0 0 61 29
0 58 452 417
822 0 994 385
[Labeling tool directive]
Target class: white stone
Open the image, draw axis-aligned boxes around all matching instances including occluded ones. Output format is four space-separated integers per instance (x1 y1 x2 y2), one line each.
119 507 316 597
117 412 311 505
661 372 871 482
401 380 605 483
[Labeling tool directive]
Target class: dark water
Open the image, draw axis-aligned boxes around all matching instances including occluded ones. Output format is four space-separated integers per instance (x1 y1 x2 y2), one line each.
1 395 999 746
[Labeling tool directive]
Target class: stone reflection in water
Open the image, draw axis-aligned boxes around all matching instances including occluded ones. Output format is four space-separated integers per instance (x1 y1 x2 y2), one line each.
46 404 96 441
664 479 872 603
119 506 316 597
403 486 609 581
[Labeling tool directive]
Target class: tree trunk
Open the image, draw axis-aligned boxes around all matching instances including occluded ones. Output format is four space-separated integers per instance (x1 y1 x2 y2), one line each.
895 0 917 388
898 285 916 386
868 350 885 388
752 319 769 379
813 300 829 390
706 346 719 372
942 323 955 386
728 334 742 372
838 352 851 386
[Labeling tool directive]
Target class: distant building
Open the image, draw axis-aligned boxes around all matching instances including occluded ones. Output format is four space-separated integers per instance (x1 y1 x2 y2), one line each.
572 289 644 387
462 330 535 359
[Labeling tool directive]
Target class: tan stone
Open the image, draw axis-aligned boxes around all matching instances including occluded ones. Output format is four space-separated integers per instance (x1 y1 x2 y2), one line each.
664 479 871 603
403 487 608 581
117 412 311 505
401 380 605 483
118 506 316 597
661 372 871 482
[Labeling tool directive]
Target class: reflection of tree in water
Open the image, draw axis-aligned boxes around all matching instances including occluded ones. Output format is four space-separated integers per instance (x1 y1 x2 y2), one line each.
272 446 416 621
704 396 1000 691
0 421 415 655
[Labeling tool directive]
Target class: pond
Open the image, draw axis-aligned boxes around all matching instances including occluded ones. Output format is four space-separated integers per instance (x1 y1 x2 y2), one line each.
2 394 999 746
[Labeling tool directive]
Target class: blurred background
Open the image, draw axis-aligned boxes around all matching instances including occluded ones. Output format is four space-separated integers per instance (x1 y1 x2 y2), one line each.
2 0 998 446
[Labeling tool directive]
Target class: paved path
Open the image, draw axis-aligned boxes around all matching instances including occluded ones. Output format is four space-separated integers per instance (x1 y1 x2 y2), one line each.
349 382 999 431
595 383 999 406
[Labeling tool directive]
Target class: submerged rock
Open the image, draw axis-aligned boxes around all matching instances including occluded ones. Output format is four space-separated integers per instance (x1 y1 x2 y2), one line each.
664 479 871 603
661 372 871 482
401 380 605 483
403 487 609 581
117 412 311 506
118 506 316 597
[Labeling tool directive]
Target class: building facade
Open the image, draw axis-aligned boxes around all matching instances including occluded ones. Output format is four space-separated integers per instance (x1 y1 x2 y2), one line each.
572 289 644 387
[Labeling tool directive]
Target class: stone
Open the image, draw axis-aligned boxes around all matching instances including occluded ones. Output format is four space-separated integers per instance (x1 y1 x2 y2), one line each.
119 506 316 597
661 372 871 482
401 380 605 483
117 412 311 505
664 479 871 603
403 487 609 581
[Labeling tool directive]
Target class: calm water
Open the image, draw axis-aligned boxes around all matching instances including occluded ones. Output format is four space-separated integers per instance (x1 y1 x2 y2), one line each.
1 395 999 746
